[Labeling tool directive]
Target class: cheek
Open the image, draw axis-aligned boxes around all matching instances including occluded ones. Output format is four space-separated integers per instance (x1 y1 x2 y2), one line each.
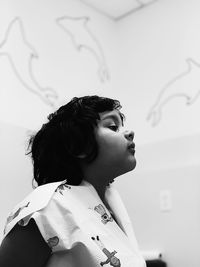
98 135 125 157
95 128 126 156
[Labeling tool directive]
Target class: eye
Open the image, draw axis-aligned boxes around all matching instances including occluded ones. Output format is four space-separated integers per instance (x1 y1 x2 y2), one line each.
108 125 119 132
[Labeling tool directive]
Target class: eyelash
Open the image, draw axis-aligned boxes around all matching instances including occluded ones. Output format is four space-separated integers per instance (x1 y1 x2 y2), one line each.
108 125 119 132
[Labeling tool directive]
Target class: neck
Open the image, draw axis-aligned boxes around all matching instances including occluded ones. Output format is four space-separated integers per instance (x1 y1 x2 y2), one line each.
82 167 113 203
80 158 116 203
84 175 109 202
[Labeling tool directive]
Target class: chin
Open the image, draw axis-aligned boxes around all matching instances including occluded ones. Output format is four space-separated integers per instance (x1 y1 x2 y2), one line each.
129 159 137 171
122 160 136 175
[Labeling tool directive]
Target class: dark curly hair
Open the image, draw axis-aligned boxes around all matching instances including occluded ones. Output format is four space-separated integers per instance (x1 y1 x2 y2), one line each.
27 95 124 187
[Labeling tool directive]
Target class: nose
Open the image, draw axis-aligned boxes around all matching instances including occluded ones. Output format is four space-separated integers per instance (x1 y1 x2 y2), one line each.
124 130 134 141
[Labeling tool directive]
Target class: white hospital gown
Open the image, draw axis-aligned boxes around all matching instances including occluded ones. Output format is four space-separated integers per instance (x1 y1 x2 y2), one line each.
3 180 146 267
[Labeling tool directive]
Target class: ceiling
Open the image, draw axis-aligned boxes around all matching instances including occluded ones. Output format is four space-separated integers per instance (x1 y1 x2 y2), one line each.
80 0 158 21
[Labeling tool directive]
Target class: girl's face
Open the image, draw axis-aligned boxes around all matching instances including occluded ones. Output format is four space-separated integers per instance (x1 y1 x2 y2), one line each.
93 109 136 178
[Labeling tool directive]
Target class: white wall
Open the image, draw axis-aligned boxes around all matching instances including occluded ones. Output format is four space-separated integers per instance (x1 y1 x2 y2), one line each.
116 0 200 144
0 0 118 130
0 121 33 240
114 0 200 266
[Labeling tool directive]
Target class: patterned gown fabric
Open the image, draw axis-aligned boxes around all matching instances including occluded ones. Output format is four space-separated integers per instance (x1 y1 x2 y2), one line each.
3 180 146 267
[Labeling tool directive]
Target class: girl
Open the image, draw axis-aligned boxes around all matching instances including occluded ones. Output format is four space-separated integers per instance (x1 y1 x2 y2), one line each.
0 95 146 267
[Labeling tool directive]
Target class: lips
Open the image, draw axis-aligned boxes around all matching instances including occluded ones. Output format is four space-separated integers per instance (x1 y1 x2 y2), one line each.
128 143 135 154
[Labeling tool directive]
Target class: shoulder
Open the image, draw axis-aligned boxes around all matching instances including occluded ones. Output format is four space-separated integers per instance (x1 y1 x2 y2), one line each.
1 180 85 267
0 219 51 267
3 180 67 238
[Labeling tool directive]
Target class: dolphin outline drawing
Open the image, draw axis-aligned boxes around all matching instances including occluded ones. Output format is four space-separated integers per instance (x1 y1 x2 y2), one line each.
0 17 59 107
147 58 200 126
56 15 110 83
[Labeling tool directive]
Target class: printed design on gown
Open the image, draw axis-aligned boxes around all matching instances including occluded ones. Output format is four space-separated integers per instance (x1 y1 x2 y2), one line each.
94 204 113 224
4 202 30 234
47 236 59 249
55 180 71 195
18 218 25 226
91 235 121 267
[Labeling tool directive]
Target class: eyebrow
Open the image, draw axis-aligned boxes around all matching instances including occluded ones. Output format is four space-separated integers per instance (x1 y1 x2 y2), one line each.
101 112 123 125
